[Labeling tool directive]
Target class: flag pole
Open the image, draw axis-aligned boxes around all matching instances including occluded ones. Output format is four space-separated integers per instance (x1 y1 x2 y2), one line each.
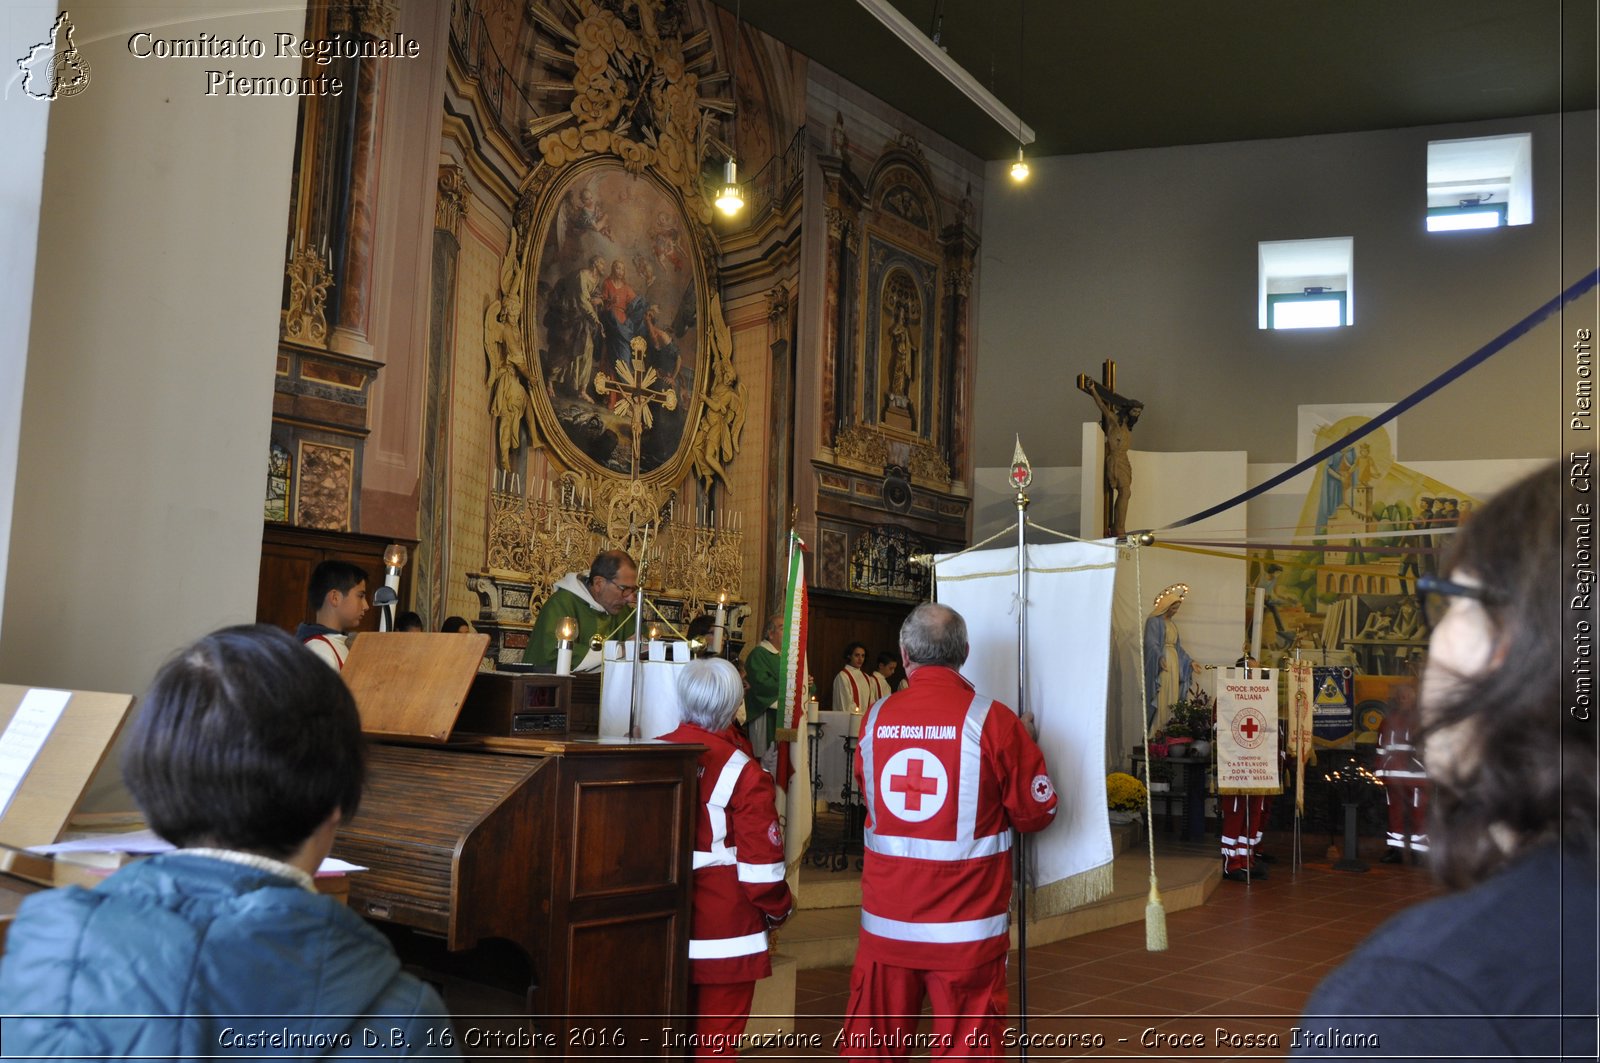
1009 437 1032 1047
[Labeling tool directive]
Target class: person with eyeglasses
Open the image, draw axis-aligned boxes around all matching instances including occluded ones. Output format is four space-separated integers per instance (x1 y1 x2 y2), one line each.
1294 463 1596 1059
522 548 638 670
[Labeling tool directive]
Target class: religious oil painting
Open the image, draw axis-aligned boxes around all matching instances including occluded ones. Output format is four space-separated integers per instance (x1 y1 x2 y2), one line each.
528 159 705 481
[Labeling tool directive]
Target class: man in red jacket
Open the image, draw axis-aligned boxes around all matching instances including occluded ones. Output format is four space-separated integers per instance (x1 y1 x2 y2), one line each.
841 602 1058 1059
660 657 794 1058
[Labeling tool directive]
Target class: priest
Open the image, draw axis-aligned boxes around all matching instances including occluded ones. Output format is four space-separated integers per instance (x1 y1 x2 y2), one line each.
522 549 638 670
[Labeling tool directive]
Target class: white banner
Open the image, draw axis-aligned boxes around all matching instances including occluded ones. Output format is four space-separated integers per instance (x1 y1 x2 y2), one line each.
1216 667 1282 796
935 539 1119 916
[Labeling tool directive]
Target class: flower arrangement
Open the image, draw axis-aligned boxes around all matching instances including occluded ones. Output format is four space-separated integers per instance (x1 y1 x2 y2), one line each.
1161 682 1216 740
1106 772 1148 812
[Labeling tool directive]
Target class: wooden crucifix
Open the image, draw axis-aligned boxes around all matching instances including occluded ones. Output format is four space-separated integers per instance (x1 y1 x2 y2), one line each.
593 336 679 480
1076 359 1143 539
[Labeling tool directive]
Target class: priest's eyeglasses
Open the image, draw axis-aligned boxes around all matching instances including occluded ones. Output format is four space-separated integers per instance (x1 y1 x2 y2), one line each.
604 576 639 596
1414 573 1494 628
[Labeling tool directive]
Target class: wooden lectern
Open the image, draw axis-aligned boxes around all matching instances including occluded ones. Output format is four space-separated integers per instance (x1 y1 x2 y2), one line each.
333 633 697 1059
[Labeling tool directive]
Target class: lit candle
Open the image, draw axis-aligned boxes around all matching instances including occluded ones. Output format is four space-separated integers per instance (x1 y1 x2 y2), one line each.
555 616 577 676
710 592 727 655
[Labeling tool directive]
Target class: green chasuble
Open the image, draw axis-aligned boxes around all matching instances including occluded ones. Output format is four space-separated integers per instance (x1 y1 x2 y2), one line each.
743 640 782 733
522 581 636 668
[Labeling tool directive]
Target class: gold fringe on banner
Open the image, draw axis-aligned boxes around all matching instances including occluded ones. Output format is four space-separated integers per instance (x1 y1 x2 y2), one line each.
1029 862 1115 921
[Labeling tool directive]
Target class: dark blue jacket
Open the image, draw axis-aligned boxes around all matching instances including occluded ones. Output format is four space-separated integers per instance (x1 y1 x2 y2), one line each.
0 852 458 1058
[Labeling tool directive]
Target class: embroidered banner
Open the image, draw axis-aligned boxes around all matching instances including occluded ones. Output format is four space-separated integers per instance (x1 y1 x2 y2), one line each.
1286 660 1316 814
1216 667 1282 796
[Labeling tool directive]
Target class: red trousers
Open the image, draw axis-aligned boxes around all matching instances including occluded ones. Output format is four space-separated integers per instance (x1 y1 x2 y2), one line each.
687 981 756 1061
1384 783 1429 852
840 954 1007 1061
1221 794 1268 871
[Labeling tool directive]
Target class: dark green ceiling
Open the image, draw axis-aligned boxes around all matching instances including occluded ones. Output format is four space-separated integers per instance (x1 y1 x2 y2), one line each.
711 0 1597 160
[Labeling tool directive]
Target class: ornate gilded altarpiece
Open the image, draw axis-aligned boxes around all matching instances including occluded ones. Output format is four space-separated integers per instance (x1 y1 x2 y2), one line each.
810 124 978 601
472 0 751 660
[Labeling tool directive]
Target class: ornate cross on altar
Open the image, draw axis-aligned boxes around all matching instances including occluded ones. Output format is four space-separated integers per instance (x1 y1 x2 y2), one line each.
593 336 679 481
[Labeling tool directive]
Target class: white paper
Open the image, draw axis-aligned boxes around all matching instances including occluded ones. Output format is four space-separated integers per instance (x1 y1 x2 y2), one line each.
0 688 72 821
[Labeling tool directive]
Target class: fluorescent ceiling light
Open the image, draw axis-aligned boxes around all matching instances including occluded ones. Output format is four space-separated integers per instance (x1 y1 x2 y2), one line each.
853 0 1035 147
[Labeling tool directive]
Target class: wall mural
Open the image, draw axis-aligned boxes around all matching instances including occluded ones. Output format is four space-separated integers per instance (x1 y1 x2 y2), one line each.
1247 415 1478 746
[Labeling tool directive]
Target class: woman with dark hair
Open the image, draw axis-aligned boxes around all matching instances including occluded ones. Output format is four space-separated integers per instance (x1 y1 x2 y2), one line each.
1295 463 1596 1058
0 625 457 1057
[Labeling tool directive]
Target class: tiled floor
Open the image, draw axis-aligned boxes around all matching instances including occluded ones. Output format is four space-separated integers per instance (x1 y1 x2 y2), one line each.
761 837 1438 1059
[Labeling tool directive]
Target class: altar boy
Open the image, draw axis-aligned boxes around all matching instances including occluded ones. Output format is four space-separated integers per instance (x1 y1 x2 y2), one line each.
296 559 369 670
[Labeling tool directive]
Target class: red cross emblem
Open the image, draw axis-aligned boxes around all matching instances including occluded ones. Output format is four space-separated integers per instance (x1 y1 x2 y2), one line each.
1232 710 1268 749
891 759 939 811
878 749 948 823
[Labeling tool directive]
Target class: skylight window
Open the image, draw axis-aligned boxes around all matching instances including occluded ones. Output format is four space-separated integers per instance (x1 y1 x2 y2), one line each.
1426 134 1531 232
1259 238 1354 330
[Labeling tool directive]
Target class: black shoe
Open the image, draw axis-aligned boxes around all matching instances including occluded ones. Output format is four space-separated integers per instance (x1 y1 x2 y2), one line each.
1257 851 1278 864
1380 848 1403 864
1247 864 1269 880
1221 868 1251 882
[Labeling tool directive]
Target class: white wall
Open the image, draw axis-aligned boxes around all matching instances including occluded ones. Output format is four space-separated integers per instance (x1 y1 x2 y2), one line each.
1 2 305 718
974 112 1598 470
0 2 57 650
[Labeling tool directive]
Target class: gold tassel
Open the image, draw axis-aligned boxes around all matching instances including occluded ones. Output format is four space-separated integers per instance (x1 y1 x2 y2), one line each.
1145 875 1168 951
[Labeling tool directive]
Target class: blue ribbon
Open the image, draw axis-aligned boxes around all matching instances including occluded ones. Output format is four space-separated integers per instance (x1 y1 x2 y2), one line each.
1160 268 1600 532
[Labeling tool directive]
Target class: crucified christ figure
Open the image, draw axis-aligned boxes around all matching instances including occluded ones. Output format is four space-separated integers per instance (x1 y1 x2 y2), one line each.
1077 375 1144 538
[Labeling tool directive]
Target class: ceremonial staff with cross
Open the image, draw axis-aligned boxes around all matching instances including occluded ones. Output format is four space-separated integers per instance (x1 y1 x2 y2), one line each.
593 335 679 480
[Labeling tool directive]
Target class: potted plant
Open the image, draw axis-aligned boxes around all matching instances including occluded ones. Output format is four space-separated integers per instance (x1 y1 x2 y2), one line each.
1105 771 1147 823
1147 762 1172 793
1164 683 1216 759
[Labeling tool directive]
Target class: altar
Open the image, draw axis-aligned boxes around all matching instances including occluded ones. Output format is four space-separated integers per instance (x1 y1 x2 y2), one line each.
813 709 862 805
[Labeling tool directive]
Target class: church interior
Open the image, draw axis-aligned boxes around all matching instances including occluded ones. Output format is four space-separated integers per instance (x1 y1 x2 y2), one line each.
1 0 1594 1049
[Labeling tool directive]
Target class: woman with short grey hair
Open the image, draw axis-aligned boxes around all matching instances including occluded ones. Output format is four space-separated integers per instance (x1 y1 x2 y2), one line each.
661 655 793 1052
677 657 745 733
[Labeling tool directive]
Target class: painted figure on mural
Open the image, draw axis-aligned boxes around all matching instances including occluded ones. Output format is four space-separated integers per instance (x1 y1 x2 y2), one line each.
1316 446 1358 534
541 255 606 400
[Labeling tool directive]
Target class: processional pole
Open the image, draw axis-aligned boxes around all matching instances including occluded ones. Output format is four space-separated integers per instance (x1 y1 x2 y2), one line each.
629 521 654 738
1008 437 1033 1045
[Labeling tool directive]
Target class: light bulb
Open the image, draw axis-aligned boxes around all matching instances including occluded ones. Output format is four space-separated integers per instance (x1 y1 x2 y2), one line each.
714 157 743 215
1009 145 1029 183
383 543 408 569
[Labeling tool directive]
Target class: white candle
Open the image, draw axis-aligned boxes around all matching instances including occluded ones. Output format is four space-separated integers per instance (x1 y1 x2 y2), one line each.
556 643 573 676
711 595 727 655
